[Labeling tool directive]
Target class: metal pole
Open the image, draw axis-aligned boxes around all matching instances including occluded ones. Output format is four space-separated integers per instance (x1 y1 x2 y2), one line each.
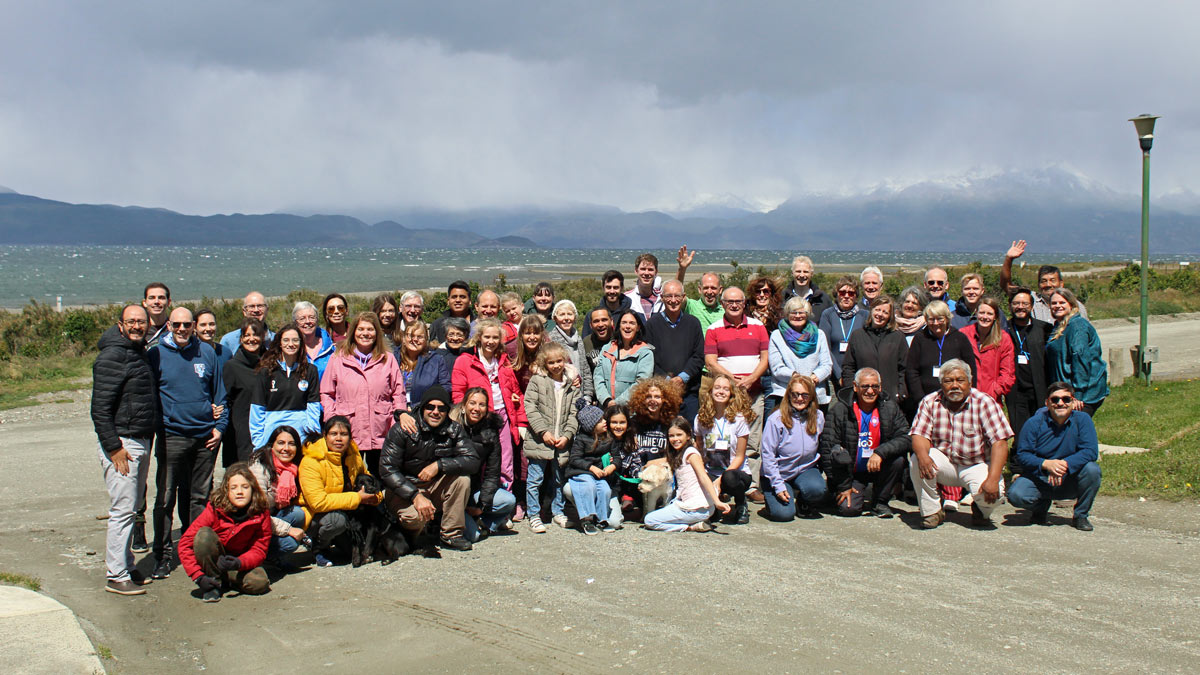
1139 149 1151 384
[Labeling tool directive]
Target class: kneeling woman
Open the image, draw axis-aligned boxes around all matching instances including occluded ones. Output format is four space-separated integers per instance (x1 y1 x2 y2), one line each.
644 417 730 532
178 463 272 602
453 387 518 542
761 374 829 521
248 426 309 564
298 415 380 567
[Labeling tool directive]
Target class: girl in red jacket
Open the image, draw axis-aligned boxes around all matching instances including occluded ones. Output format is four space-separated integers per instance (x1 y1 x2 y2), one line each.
960 296 1015 402
179 463 273 603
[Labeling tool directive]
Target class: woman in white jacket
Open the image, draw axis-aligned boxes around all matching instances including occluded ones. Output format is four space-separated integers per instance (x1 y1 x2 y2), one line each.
767 297 833 418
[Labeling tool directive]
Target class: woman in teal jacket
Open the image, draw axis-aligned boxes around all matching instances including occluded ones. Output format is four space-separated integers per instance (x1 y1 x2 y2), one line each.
1045 288 1108 416
594 312 655 407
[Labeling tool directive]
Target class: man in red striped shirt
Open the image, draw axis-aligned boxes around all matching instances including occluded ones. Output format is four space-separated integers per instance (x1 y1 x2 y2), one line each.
704 286 770 459
910 358 1013 529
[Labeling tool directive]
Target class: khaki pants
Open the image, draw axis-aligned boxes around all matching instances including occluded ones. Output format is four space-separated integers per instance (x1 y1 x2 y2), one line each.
192 527 270 594
386 474 470 540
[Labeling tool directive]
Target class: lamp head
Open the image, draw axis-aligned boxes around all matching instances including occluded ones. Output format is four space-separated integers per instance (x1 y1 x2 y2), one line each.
1129 114 1160 152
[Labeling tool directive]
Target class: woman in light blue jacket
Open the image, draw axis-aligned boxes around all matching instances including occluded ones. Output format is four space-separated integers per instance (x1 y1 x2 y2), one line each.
594 312 655 407
768 296 833 417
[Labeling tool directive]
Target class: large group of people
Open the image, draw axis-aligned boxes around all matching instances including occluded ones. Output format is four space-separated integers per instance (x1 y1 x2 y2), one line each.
90 241 1108 599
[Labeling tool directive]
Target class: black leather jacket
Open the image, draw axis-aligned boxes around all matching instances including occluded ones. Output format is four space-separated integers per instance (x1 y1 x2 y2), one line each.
378 415 480 501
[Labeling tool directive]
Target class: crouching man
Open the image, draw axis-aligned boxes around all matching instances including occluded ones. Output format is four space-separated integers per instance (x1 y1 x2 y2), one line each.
910 359 1014 529
379 386 480 551
1008 382 1101 531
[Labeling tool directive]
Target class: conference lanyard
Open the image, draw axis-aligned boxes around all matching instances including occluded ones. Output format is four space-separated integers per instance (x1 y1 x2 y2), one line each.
1013 327 1029 358
839 314 858 341
936 335 946 366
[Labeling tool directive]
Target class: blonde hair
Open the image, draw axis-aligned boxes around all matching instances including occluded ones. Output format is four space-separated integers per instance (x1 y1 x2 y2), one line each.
467 318 504 355
696 374 757 428
398 321 429 370
923 300 952 323
973 296 1004 350
1049 288 1081 341
498 291 522 309
534 341 570 376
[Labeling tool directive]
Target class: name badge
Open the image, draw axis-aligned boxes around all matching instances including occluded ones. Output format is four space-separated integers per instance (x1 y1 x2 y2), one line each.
932 366 941 378
713 438 730 451
1017 354 1029 365
857 437 874 459
839 342 848 353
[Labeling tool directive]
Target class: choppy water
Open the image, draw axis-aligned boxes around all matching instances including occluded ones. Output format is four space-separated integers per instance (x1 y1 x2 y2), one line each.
0 245 1161 308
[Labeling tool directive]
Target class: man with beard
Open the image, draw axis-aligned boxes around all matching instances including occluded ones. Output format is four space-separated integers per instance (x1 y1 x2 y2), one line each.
909 359 1013 529
583 270 632 338
91 305 158 595
1005 288 1053 440
998 240 1088 323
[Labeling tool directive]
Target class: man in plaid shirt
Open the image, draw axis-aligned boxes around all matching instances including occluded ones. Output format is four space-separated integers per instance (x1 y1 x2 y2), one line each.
910 358 1013 529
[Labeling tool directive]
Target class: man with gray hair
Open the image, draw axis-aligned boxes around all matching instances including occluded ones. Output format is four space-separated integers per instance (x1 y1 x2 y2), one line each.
819 367 911 518
782 254 831 321
860 266 884 309
397 291 426 333
219 291 274 354
909 358 1013 529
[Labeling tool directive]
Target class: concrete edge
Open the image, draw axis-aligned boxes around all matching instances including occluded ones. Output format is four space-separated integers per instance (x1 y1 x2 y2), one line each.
0 586 105 674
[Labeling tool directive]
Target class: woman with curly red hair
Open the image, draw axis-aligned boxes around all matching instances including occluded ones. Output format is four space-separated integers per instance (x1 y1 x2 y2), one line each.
616 377 681 521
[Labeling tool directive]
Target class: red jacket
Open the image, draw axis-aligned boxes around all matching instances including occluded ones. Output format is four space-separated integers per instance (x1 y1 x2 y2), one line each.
960 323 1015 401
451 348 528 443
178 503 272 580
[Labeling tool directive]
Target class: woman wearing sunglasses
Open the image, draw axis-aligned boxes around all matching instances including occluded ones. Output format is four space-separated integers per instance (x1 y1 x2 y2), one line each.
760 374 828 521
817 276 868 394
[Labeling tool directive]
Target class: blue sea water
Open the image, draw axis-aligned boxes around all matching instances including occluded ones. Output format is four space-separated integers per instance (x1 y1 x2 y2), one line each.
0 245 1167 308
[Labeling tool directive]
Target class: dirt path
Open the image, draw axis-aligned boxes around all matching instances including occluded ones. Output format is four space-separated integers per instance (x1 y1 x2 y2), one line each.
2 398 1198 673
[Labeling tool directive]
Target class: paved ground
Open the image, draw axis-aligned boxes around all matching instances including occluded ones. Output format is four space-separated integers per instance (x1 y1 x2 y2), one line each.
1093 312 1200 381
1 396 1198 674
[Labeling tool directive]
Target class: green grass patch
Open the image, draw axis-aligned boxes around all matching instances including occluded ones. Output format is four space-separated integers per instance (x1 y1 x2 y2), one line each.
96 644 114 660
0 354 93 410
1085 289 1200 320
1094 378 1200 501
0 571 42 591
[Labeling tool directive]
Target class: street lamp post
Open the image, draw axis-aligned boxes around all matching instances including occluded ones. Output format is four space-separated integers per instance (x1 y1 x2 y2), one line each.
1129 114 1159 384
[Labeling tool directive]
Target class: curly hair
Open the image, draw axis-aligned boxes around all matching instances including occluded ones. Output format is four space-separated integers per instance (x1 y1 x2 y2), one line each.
628 376 681 426
209 462 270 516
696 373 758 427
747 275 782 329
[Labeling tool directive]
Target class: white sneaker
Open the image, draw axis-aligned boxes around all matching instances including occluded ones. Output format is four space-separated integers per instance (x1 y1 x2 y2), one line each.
551 514 569 528
959 492 975 507
528 515 547 533
943 499 960 513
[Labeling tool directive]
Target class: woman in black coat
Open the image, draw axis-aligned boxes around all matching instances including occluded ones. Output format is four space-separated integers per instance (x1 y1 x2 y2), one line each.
841 295 909 404
454 386 517 541
221 318 267 466
904 300 976 409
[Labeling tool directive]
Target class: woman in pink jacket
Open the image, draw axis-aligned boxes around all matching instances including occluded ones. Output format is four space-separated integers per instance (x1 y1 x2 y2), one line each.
452 318 529 510
320 312 415 476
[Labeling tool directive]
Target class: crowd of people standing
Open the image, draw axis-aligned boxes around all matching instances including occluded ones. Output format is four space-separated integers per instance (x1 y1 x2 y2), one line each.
90 240 1108 599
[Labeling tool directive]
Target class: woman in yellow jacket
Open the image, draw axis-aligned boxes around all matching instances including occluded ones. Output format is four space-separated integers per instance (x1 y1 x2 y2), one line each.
300 415 380 567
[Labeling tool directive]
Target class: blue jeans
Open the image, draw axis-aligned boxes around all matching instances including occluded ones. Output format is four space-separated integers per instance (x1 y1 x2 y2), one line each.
525 458 565 518
644 502 714 532
270 505 307 556
1009 462 1102 519
568 475 612 522
465 488 517 543
763 466 828 522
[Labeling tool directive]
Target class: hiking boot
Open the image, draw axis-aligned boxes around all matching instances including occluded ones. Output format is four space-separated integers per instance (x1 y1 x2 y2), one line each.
735 503 750 525
581 520 600 536
439 536 473 551
105 579 146 596
745 489 765 504
130 524 149 554
1029 510 1049 526
1072 516 1094 532
151 556 172 579
528 515 547 533
970 502 992 527
921 509 945 529
202 588 222 603
871 502 894 519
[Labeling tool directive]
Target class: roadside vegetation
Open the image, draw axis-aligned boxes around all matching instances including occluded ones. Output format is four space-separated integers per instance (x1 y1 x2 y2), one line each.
1093 378 1200 501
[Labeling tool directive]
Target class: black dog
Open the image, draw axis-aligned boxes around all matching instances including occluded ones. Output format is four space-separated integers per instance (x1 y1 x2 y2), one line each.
348 475 412 566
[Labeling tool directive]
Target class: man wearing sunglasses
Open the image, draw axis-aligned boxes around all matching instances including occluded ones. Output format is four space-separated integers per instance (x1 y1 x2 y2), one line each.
147 307 229 579
923 267 957 312
820 368 911 519
1007 383 1101 531
380 386 480 552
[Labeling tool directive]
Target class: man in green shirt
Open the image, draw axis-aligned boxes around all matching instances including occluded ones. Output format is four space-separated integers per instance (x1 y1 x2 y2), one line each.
674 245 724 331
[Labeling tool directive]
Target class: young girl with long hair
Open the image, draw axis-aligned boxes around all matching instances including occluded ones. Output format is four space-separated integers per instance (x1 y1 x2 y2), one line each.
178 462 273 602
643 417 730 532
522 342 580 533
694 374 758 524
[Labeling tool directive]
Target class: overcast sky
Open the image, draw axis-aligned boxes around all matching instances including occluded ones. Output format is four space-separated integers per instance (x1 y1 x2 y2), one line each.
0 2 1194 215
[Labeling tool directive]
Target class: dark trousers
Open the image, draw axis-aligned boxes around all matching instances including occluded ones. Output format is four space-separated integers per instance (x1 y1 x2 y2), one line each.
360 450 381 479
717 469 752 505
835 454 906 516
308 511 350 551
152 434 216 558
192 527 270 594
1006 386 1041 442
1081 400 1103 417
679 391 700 424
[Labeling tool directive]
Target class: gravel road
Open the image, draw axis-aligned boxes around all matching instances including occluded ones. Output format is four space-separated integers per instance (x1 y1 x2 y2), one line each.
1 395 1198 674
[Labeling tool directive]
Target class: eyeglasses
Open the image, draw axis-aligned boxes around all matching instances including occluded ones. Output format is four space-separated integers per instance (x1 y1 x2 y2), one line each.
857 384 881 391
723 300 745 306
424 403 447 412
662 293 684 300
1049 395 1073 404
754 288 773 295
244 304 266 310
789 391 811 400
326 306 346 314
121 319 147 327
172 322 192 328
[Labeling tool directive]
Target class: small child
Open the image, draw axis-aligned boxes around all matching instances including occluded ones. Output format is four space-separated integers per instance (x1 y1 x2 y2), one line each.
566 404 620 534
644 417 730 532
523 342 579 533
178 463 273 602
499 292 523 360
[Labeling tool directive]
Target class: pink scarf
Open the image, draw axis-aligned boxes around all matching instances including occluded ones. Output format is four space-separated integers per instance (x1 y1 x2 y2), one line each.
273 455 299 508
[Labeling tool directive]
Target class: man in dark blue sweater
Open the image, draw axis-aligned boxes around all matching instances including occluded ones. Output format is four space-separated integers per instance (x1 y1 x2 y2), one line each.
1009 381 1101 531
643 280 705 420
147 307 229 578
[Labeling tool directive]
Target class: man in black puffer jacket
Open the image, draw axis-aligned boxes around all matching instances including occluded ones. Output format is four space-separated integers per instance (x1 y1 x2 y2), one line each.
379 386 480 551
91 305 159 595
820 367 911 518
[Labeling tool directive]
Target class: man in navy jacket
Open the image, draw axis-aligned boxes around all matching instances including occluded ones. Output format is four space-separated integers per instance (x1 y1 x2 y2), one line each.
1008 381 1101 531
643 280 705 420
147 307 229 578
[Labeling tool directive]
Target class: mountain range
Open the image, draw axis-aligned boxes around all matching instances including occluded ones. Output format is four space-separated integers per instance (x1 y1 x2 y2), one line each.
1 168 1196 253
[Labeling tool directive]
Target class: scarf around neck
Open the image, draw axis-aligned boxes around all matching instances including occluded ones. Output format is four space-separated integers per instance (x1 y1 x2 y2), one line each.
779 319 818 358
272 455 299 508
835 305 859 321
